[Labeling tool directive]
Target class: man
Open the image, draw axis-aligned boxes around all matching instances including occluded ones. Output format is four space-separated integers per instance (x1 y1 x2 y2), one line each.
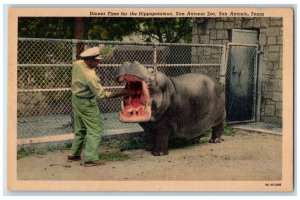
68 46 133 167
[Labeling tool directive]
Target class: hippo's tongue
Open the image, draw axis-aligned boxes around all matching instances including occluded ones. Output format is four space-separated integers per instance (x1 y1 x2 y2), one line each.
119 96 152 123
131 96 141 107
120 99 152 122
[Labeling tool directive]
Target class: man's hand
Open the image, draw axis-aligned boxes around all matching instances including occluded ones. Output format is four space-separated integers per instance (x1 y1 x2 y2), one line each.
109 89 135 98
122 89 135 97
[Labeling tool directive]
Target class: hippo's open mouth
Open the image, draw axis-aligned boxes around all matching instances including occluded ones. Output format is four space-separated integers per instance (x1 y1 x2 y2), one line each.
118 75 152 122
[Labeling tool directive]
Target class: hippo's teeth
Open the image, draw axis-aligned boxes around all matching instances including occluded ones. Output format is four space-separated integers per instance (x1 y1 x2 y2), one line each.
127 108 133 115
142 81 150 98
121 101 124 113
144 99 152 113
144 101 148 113
135 108 139 115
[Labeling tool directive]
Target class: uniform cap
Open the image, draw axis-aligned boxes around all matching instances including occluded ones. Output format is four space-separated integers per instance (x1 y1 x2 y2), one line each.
80 47 103 60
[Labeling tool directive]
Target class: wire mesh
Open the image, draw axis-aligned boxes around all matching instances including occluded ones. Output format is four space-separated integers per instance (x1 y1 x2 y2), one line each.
225 44 258 122
17 38 224 139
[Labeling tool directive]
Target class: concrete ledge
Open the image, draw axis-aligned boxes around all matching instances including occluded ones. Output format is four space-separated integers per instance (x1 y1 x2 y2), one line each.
17 122 282 150
232 122 282 135
17 128 144 150
18 133 73 146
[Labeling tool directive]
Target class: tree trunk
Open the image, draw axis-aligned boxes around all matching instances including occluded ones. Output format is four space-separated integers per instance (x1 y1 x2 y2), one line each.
74 17 84 39
74 17 85 60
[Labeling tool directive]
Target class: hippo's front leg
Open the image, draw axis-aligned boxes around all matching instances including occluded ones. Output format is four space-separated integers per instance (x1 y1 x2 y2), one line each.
152 127 171 156
140 123 156 151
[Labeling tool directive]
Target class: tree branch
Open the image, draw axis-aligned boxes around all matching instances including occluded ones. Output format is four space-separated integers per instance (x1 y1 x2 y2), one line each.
136 29 159 41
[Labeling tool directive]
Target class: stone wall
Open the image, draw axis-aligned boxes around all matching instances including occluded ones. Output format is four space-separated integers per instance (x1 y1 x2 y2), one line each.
193 17 282 125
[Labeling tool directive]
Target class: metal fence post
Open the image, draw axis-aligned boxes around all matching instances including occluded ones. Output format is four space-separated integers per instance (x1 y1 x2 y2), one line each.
71 39 78 132
72 39 77 62
220 42 230 92
219 44 227 88
153 44 158 86
256 45 264 122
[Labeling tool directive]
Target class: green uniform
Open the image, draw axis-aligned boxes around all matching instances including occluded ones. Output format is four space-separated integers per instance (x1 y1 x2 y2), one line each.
70 60 112 162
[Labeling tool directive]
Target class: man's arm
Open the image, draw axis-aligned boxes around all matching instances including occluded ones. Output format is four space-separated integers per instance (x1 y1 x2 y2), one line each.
87 78 134 99
87 72 134 99
108 89 135 98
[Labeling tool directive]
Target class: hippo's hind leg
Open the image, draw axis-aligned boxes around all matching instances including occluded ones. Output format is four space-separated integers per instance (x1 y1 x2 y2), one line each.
209 122 223 143
189 135 201 144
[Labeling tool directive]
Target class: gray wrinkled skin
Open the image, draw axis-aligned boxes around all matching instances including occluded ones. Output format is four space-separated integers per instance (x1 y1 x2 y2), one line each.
117 61 226 156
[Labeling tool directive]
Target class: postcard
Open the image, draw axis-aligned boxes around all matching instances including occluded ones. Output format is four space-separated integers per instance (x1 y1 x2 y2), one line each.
7 7 294 192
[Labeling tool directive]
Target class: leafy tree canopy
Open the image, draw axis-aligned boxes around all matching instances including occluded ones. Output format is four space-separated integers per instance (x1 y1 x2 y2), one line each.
18 17 192 43
18 17 73 39
138 18 192 43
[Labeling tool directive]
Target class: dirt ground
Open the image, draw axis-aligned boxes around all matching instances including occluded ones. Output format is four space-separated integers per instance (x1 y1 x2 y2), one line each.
17 130 282 181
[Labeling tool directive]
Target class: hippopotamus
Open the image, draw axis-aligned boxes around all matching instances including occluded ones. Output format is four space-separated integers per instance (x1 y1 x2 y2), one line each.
116 61 226 156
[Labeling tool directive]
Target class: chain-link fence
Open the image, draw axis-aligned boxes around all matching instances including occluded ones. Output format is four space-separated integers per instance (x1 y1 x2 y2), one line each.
17 38 225 140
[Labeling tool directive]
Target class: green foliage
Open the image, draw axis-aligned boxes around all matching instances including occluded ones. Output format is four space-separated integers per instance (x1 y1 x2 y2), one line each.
18 17 193 43
98 45 115 58
102 136 147 151
87 18 140 40
17 143 72 159
18 17 73 39
17 148 31 159
193 122 236 144
223 122 236 136
17 123 235 160
17 123 236 160
139 18 193 43
200 130 213 144
17 147 47 159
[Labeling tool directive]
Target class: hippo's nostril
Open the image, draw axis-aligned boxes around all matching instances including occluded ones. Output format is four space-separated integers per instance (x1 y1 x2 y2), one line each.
118 76 124 83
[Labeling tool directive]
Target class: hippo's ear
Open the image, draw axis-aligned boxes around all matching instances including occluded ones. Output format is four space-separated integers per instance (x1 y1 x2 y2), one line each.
146 67 159 87
122 62 131 67
132 61 140 65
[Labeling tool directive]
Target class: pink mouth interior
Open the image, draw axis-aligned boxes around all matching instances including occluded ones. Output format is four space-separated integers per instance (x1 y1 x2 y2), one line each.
119 75 152 122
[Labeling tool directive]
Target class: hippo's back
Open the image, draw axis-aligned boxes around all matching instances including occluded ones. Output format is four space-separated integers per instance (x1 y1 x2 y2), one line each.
172 73 218 95
169 73 225 138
